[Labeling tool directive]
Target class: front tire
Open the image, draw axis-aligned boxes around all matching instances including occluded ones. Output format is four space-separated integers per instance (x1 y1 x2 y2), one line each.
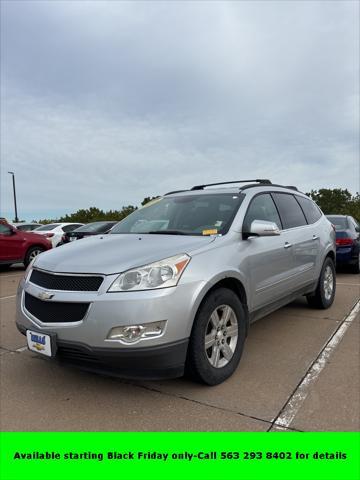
307 257 336 309
0 264 11 272
186 288 247 385
24 246 45 268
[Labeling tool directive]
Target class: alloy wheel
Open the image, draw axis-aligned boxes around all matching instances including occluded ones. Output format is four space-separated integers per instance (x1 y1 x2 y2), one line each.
204 304 238 368
323 265 334 300
29 249 43 262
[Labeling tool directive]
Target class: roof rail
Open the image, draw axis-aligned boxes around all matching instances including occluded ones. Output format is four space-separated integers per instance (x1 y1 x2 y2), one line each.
190 179 272 191
240 183 299 192
164 189 188 196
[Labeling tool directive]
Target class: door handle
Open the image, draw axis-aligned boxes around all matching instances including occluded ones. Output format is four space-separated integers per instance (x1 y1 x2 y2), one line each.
312 235 319 240
284 242 292 249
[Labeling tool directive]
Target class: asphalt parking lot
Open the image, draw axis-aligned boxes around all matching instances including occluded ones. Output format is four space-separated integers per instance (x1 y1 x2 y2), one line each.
0 266 359 432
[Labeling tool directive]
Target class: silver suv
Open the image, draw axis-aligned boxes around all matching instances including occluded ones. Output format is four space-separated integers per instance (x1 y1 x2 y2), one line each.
16 180 336 385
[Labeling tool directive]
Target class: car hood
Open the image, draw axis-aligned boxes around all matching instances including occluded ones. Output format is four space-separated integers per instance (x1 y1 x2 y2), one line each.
21 231 52 243
34 234 216 274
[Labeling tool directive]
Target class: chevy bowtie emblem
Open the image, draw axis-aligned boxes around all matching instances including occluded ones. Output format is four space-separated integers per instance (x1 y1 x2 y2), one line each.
38 291 54 300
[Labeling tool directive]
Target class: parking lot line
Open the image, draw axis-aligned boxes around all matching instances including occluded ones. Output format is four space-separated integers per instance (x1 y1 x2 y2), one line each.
272 299 360 429
0 295 17 301
15 346 28 352
0 273 23 279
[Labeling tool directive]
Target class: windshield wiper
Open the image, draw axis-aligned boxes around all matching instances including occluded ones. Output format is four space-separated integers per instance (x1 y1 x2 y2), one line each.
148 230 190 235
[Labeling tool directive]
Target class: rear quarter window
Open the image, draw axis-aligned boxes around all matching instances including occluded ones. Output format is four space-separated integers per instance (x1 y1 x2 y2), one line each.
296 196 322 224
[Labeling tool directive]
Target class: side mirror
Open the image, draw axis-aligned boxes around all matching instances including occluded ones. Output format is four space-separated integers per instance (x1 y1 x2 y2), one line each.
248 220 281 237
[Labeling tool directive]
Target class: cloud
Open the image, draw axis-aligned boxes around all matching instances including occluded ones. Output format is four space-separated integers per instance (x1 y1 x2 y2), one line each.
1 0 358 220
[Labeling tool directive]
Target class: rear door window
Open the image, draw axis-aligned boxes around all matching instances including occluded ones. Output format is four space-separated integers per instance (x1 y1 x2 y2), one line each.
272 193 307 229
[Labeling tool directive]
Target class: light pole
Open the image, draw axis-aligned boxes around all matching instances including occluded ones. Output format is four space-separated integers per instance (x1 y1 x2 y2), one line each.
7 171 19 222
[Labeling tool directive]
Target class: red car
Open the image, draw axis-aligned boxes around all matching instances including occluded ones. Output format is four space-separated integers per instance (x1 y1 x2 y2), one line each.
0 220 52 270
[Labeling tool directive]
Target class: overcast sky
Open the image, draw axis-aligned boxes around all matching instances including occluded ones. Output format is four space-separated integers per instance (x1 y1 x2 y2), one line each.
1 1 359 221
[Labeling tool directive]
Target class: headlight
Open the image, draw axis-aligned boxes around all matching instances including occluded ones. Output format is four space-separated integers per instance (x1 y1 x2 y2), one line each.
24 258 36 282
108 254 190 292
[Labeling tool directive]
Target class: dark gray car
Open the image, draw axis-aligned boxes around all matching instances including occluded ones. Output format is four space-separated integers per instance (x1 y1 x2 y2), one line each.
16 180 336 385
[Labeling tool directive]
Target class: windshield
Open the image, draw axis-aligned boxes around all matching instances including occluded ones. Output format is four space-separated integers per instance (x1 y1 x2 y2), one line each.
34 224 60 231
327 216 348 230
74 222 115 233
110 194 244 236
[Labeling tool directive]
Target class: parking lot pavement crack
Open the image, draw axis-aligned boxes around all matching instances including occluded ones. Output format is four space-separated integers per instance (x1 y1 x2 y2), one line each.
277 312 340 323
0 346 13 354
120 379 273 428
270 299 360 431
0 345 27 354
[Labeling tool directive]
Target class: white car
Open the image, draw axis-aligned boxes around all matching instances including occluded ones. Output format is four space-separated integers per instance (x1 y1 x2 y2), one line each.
33 223 84 247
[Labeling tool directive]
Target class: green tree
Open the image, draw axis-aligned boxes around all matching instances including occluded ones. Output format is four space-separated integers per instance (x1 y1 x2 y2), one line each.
347 193 360 223
307 189 360 222
141 196 160 206
33 199 163 224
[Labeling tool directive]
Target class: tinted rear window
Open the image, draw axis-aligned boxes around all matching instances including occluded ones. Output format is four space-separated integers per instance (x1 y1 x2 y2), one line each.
272 193 307 229
326 216 349 230
296 196 322 224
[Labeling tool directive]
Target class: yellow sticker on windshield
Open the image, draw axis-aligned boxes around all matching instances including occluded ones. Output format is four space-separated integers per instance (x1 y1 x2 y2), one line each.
202 229 218 236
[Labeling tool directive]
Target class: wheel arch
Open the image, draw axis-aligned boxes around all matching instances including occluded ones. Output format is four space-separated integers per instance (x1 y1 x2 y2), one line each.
326 249 335 263
190 275 250 336
24 244 46 264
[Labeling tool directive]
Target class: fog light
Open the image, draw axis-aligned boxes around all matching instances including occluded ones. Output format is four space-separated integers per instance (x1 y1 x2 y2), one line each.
107 320 166 344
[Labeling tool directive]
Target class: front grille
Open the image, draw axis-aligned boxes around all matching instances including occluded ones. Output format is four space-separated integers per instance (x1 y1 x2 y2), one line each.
24 292 90 323
30 269 103 291
57 345 99 364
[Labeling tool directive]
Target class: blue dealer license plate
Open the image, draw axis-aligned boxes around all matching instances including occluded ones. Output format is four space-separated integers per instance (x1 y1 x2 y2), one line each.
26 330 53 357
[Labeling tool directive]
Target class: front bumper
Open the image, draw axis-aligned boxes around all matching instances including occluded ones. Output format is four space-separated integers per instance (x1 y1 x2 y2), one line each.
16 323 188 379
16 272 205 379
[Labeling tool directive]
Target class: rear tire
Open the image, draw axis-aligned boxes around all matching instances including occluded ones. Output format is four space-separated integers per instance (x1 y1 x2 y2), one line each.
186 288 247 385
24 246 45 268
307 257 336 309
350 254 360 274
